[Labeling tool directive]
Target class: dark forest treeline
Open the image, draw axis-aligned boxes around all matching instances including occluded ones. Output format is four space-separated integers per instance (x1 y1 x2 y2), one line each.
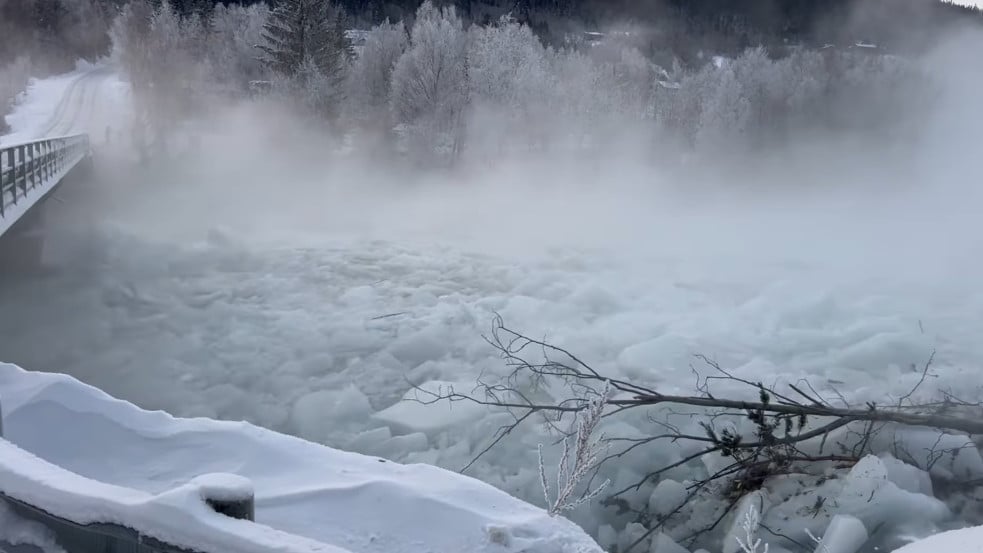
113 0 983 66
1 0 981 136
348 0 983 61
2 0 982 68
0 0 120 69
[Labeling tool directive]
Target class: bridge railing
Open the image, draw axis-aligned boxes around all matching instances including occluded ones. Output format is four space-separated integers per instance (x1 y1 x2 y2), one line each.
0 134 90 219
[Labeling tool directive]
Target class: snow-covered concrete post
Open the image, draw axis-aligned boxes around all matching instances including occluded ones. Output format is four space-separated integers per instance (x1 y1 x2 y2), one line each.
192 473 255 521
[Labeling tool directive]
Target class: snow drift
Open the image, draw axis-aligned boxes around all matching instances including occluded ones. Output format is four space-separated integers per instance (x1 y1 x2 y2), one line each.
0 363 602 553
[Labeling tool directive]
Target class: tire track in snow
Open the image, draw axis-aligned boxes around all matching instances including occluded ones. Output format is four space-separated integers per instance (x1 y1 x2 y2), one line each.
37 72 87 138
50 71 97 137
40 68 112 138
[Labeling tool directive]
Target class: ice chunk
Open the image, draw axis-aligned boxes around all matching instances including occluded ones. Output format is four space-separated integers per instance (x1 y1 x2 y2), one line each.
814 515 867 553
388 329 448 366
617 334 694 374
337 285 378 306
879 454 933 496
372 381 487 435
568 283 623 315
346 427 392 456
619 522 651 553
289 386 372 443
597 525 618 551
868 427 983 481
380 432 429 455
649 479 688 518
650 533 690 553
835 455 949 530
700 445 733 477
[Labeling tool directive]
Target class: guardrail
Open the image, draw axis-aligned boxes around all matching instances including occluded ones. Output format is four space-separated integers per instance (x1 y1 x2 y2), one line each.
1 492 202 553
0 410 342 553
0 434 288 553
0 134 90 220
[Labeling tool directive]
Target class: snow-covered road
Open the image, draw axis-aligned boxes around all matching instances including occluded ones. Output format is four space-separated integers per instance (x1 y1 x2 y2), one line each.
1 62 129 147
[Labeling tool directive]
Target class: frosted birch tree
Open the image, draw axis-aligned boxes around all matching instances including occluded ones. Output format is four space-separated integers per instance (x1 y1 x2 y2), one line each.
346 18 408 146
390 1 468 162
465 15 552 158
207 3 270 93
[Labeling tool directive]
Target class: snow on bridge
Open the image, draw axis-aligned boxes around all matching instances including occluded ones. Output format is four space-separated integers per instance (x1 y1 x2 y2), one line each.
0 134 91 238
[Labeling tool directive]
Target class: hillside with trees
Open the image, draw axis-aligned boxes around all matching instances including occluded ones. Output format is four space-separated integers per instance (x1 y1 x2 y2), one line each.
96 0 954 166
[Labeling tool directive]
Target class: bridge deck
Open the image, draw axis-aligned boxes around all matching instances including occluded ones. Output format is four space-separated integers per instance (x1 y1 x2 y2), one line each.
0 135 90 237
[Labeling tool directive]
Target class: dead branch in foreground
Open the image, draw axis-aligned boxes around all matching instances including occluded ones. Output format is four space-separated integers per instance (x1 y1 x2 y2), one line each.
412 315 983 552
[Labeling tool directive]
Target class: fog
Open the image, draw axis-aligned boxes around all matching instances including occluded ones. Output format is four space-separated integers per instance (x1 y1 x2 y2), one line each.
53 27 983 292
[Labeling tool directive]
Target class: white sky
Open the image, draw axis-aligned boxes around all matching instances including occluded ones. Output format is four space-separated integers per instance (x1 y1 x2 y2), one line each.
949 0 983 7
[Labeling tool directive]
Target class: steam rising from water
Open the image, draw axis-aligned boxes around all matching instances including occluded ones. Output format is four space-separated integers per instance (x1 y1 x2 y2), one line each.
67 29 983 285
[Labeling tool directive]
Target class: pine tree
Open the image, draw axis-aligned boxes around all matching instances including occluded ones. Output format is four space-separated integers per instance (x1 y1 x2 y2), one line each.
259 0 351 77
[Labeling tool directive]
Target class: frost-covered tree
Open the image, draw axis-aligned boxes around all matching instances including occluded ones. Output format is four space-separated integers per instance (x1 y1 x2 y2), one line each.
110 0 155 92
467 16 549 109
346 19 408 124
657 46 922 155
207 3 270 92
390 1 468 160
0 0 115 70
545 48 608 148
694 61 752 151
260 0 350 77
465 15 551 157
110 0 213 156
607 47 656 117
261 0 352 120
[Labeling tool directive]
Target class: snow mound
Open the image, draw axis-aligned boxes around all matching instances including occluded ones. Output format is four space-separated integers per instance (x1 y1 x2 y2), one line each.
815 515 867 553
893 525 983 553
190 473 254 502
0 363 602 553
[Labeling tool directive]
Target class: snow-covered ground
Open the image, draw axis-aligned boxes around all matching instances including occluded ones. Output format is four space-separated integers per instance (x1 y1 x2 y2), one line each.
0 363 601 553
894 524 983 553
3 65 983 552
0 60 130 147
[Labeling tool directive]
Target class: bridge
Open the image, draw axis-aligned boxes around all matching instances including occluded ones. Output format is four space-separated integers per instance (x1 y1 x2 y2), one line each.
0 134 91 269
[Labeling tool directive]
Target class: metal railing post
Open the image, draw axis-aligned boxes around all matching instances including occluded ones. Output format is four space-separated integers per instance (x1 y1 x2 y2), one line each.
17 146 25 202
42 141 49 184
1 149 7 217
31 143 38 193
